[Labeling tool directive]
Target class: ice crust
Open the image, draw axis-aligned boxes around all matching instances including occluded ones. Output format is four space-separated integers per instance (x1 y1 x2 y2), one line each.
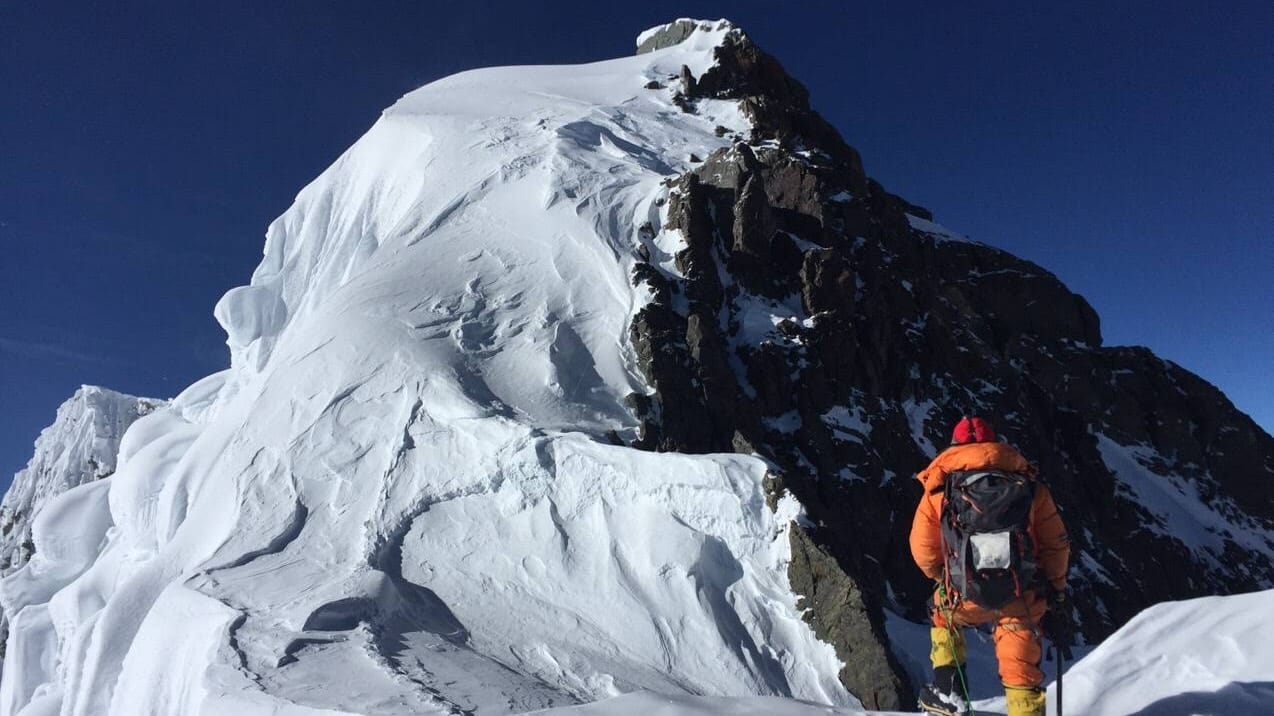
0 23 852 716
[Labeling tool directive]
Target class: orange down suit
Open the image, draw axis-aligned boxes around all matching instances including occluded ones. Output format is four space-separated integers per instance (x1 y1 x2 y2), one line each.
909 442 1069 688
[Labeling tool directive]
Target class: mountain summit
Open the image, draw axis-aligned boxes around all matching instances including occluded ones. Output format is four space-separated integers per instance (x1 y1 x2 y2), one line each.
2 18 1271 716
2 20 845 716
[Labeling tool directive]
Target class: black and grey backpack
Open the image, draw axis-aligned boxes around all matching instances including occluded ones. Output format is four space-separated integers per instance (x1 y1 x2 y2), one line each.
940 469 1038 608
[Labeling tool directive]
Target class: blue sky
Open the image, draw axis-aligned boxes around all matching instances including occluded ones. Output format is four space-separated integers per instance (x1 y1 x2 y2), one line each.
2 1 1270 482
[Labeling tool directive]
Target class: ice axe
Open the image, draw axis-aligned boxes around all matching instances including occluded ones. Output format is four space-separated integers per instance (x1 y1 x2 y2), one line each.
1043 591 1073 715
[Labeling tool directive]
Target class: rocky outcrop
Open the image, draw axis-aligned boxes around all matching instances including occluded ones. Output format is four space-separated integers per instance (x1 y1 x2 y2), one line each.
629 21 1274 705
787 524 909 710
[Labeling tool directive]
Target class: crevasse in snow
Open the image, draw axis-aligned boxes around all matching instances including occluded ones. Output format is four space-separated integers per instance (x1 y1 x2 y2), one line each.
0 20 852 716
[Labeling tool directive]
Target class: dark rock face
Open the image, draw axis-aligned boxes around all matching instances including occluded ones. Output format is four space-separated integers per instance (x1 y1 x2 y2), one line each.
630 22 1274 707
787 523 910 709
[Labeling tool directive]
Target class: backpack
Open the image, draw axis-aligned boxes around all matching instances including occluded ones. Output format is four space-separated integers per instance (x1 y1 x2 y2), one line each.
940 469 1038 608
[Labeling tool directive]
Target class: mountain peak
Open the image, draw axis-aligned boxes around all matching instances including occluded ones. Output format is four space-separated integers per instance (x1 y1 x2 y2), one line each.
3 18 1272 716
0 30 854 715
635 18 738 55
1 385 162 573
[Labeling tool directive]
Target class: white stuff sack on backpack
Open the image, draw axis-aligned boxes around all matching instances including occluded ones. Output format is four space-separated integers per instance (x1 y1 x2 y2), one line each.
969 531 1013 570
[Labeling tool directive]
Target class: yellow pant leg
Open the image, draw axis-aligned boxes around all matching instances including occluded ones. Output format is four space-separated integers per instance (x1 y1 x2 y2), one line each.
929 625 967 668
1004 685 1045 716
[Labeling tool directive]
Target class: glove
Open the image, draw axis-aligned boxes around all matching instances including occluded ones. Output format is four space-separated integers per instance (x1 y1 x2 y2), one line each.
1040 586 1075 660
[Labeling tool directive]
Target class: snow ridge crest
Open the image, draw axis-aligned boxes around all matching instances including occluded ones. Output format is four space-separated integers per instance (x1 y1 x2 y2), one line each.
636 18 738 55
0 20 856 716
0 386 161 575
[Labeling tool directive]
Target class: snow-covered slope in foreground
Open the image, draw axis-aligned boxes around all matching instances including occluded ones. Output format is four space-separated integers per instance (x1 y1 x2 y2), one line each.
531 590 1274 715
0 20 852 716
532 692 873 715
1061 589 1274 715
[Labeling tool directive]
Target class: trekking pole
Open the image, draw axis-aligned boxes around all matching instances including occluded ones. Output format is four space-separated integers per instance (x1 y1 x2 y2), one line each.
1054 640 1064 716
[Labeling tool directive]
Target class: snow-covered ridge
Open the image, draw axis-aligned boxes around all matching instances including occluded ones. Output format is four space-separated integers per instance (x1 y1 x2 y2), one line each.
636 18 736 60
0 22 853 716
0 386 162 576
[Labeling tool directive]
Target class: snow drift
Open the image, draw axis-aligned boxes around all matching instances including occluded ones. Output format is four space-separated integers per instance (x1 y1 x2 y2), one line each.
1060 589 1274 715
0 20 852 716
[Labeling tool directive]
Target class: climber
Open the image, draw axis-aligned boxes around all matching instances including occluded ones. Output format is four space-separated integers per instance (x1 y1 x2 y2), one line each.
910 416 1070 716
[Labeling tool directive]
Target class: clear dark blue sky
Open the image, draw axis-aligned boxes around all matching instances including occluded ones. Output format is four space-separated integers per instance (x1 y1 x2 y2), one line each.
3 1 1271 482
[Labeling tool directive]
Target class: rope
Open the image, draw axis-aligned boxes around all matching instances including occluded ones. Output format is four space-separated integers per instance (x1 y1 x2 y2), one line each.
934 480 971 712
935 583 974 710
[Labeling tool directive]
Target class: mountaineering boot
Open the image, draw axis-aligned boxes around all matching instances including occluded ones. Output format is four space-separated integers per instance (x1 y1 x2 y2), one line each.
918 665 971 715
1004 686 1045 716
918 684 970 715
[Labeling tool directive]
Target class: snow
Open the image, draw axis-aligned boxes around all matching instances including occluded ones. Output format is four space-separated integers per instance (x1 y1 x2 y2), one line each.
0 21 854 716
765 411 803 434
904 214 972 246
635 20 738 77
1062 589 1274 715
1077 549 1116 587
528 691 879 715
6 15 1272 716
725 286 807 402
517 586 1274 716
731 290 805 345
887 592 1274 715
0 386 162 576
820 405 871 444
397 443 846 706
213 284 288 351
1095 434 1274 566
901 398 939 456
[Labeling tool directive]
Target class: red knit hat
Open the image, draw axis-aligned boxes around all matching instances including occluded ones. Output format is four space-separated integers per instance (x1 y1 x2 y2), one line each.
951 416 996 445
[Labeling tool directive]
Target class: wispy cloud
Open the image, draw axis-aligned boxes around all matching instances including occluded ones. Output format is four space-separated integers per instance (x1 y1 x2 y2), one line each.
0 337 131 366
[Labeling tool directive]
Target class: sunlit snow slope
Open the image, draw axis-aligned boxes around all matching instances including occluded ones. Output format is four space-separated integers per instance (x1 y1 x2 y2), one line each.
525 590 1274 716
0 20 854 716
1060 589 1274 715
